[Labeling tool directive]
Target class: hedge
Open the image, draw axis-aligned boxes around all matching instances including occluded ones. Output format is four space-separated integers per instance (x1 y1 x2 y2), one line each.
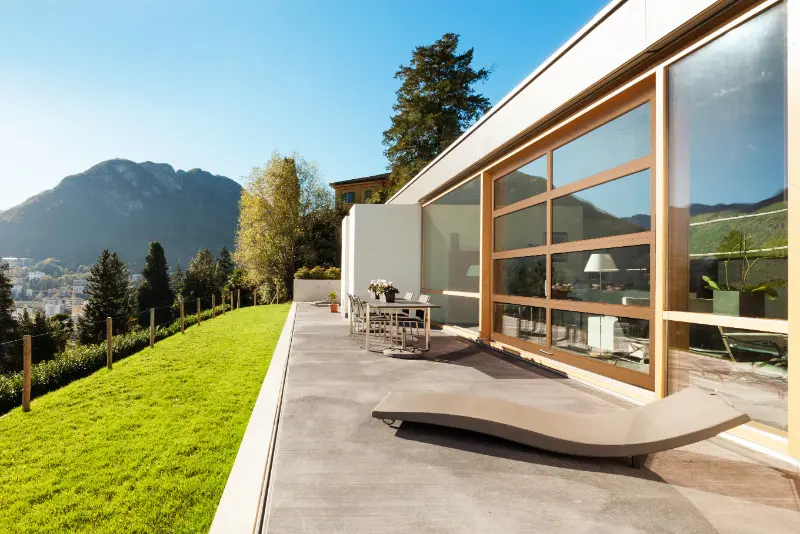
0 303 231 415
294 266 340 280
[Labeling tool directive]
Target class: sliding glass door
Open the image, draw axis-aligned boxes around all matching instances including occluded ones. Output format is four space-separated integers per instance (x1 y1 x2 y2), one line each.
490 84 656 390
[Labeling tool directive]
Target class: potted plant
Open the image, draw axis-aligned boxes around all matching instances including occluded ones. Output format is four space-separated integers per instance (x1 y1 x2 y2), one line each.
702 232 785 317
383 282 399 303
368 280 383 299
328 291 339 313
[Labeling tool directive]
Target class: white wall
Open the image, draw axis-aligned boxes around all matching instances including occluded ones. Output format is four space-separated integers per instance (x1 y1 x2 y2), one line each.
342 204 421 312
293 279 341 303
389 0 726 205
340 214 351 317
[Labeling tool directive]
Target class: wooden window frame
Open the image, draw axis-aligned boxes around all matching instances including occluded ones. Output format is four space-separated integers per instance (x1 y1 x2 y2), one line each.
488 79 657 390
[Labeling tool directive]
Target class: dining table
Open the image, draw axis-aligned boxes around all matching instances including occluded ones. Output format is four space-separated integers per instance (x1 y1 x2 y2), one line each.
359 297 441 352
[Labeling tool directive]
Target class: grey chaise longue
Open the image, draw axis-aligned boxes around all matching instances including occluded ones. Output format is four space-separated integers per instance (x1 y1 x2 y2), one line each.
372 387 749 468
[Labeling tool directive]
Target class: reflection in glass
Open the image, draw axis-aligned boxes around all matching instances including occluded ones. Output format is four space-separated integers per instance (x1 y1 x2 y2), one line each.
552 170 650 243
551 246 650 305
493 303 546 345
552 103 650 187
494 256 546 297
422 177 480 292
667 321 787 430
667 4 787 320
494 203 546 251
429 293 479 332
494 156 547 209
552 310 649 373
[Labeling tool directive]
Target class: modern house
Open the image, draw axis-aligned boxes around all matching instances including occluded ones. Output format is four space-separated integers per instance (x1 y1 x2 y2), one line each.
330 172 388 205
341 0 797 461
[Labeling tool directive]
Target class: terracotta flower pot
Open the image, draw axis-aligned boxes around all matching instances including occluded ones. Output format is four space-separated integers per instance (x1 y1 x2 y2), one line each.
330 303 339 313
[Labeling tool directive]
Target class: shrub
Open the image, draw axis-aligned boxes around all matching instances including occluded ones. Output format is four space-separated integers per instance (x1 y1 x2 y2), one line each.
308 266 326 280
294 265 341 280
0 302 231 414
325 267 341 280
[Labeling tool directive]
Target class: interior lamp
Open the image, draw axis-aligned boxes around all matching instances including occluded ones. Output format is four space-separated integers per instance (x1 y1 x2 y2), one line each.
584 253 618 291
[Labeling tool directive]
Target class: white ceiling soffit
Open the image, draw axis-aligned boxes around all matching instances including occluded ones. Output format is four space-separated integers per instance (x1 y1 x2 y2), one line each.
388 0 721 205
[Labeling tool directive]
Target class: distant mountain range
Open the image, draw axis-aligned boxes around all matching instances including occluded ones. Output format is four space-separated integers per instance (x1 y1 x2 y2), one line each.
0 159 242 271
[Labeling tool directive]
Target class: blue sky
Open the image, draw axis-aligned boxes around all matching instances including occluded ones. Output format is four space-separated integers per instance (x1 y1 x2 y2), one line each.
0 0 608 210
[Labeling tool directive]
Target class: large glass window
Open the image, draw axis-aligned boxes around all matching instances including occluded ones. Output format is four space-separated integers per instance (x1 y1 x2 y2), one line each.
494 203 546 252
552 103 650 187
551 245 650 306
429 293 479 332
667 4 787 320
552 170 650 243
422 177 480 293
493 303 546 346
489 93 654 385
494 256 546 298
667 322 787 430
552 310 650 374
494 155 547 209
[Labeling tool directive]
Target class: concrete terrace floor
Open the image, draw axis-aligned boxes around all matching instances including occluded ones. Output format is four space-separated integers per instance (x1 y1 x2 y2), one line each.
263 304 800 533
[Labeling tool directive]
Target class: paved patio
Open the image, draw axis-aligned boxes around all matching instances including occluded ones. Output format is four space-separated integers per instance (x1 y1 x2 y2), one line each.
263 304 800 533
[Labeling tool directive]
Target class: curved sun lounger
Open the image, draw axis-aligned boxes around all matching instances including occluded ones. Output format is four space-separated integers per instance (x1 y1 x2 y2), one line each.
372 387 749 467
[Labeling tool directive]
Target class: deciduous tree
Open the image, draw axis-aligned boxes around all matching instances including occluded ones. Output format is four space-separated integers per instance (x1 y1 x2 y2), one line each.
183 249 221 309
382 33 491 195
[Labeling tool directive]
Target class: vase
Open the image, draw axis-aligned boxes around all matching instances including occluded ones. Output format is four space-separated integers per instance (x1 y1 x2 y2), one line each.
712 291 765 317
373 291 379 299
385 292 395 303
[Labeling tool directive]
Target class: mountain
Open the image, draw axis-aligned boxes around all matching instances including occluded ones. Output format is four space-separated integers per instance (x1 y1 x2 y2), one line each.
0 159 242 271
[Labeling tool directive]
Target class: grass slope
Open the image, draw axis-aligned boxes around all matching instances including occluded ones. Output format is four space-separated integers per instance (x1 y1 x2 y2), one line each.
0 304 290 534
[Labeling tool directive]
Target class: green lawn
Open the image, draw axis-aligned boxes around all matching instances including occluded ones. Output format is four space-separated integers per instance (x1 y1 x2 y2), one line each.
0 304 290 534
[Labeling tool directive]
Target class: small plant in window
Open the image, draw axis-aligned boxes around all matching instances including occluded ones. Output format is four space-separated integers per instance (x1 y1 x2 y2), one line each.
702 231 786 316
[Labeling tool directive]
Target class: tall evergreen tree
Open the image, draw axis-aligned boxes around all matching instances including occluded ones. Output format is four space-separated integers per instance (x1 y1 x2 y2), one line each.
183 249 221 309
136 242 175 327
217 246 235 291
78 250 135 344
382 33 491 195
0 262 21 373
170 263 186 298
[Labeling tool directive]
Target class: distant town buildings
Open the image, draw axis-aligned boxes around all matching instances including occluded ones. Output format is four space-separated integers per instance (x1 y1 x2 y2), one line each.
27 271 46 280
1 257 34 268
72 280 88 293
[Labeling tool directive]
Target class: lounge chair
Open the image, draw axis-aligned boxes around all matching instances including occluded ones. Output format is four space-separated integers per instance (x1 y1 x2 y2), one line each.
372 387 749 468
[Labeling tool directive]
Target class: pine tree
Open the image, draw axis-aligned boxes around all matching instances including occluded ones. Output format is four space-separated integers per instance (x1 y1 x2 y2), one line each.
78 250 135 344
0 262 21 373
136 242 175 327
382 33 491 195
217 247 235 291
183 249 221 309
170 263 186 298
